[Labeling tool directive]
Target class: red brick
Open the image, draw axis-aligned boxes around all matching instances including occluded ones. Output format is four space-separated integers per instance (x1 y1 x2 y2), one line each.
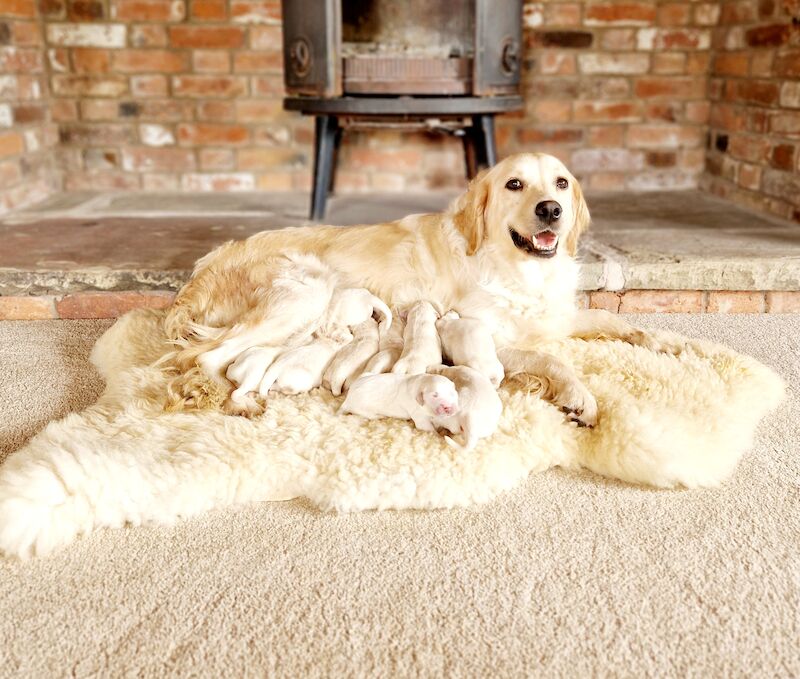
172 75 247 98
539 52 576 75
545 3 581 25
130 24 167 48
235 99 283 120
233 51 282 72
0 131 25 158
657 3 690 25
0 159 22 186
720 1 757 23
56 291 174 319
737 163 762 191
728 134 771 163
1 0 37 17
68 0 105 19
771 112 800 135
588 291 621 312
72 48 110 74
618 290 704 313
11 20 42 46
191 0 227 20
237 147 306 170
713 52 750 76
195 100 235 120
113 49 188 73
529 100 572 123
249 25 282 49
573 101 641 122
0 46 43 72
169 26 245 49
181 172 255 191
652 52 686 74
177 123 249 145
122 147 195 172
634 77 706 99
735 80 780 106
775 50 800 77
588 125 625 147
745 23 790 47
0 296 56 320
347 148 424 171
199 147 235 170
115 0 185 21
585 2 656 24
131 75 168 97
193 50 230 73
766 292 800 313
706 292 764 313
518 128 583 144
770 144 796 171
230 1 281 24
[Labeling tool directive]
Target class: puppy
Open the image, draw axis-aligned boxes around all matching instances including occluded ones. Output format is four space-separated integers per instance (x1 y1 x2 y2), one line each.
341 372 459 433
319 287 392 343
436 311 505 387
427 365 502 451
226 346 282 405
392 301 441 375
257 335 344 396
363 311 405 375
322 317 380 396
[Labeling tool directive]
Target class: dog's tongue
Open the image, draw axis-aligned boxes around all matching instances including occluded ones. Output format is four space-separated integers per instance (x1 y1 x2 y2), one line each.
535 230 557 248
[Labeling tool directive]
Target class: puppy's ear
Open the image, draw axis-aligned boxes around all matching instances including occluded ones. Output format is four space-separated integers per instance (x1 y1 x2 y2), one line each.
451 168 490 256
416 390 426 406
565 176 591 257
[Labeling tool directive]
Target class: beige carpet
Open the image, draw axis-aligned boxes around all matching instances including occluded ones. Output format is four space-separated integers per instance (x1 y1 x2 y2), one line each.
0 315 797 677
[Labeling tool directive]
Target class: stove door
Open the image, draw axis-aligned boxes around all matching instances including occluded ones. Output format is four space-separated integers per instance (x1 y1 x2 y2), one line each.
281 0 342 97
473 0 522 95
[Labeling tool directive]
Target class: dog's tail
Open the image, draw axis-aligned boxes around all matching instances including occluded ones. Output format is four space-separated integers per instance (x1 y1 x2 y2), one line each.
370 295 393 339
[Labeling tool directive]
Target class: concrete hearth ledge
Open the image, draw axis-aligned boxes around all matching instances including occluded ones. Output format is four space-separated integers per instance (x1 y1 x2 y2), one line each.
0 190 798 299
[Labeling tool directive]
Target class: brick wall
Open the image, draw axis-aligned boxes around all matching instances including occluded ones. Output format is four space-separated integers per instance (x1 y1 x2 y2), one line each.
1 0 797 223
702 0 800 222
16 0 720 197
499 0 716 192
0 0 60 215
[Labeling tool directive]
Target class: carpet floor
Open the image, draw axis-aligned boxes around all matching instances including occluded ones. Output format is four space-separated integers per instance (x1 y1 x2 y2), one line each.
0 314 797 678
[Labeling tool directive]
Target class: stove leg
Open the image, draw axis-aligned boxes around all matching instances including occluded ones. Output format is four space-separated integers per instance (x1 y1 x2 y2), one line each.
310 115 339 221
462 114 498 180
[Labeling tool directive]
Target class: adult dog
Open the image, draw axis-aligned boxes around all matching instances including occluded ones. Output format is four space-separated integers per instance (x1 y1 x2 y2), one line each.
164 152 678 424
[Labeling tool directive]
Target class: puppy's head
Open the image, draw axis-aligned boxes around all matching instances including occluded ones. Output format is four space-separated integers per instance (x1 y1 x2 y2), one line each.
416 375 459 416
451 153 590 259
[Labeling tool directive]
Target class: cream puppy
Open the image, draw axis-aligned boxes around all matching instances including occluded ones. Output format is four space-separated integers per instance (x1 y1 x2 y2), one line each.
427 365 503 451
323 317 380 396
392 301 441 375
363 312 405 375
436 311 505 387
257 335 344 396
319 287 393 343
341 372 459 432
226 346 282 405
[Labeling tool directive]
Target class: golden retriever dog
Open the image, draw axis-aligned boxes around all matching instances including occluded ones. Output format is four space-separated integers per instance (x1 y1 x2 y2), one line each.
164 152 681 425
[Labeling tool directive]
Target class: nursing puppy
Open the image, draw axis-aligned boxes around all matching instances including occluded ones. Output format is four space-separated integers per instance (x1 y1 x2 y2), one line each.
225 346 281 408
392 301 442 376
166 153 686 424
323 317 380 396
436 311 504 387
363 312 405 375
428 364 503 451
257 335 344 396
319 287 392 343
341 372 459 433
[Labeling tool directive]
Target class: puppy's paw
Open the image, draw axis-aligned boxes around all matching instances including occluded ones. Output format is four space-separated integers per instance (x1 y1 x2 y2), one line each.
223 394 264 418
554 381 598 428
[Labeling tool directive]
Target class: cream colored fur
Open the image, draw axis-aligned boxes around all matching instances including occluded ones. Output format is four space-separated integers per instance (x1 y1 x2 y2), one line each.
163 153 683 426
0 308 784 560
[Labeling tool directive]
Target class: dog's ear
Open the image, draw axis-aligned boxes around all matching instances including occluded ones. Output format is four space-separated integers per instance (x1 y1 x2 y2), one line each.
451 168 490 256
565 176 591 257
416 390 426 406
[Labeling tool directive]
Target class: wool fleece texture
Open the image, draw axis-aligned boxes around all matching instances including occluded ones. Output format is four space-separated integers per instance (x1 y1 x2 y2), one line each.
0 308 785 560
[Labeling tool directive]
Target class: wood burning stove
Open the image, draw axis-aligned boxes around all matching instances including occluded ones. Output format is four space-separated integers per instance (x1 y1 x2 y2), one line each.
281 0 524 219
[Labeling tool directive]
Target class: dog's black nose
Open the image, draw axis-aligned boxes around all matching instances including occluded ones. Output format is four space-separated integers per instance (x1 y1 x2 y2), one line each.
535 200 562 224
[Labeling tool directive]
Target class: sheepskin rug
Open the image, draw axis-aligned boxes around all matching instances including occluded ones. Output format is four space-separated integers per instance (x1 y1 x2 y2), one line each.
0 308 785 559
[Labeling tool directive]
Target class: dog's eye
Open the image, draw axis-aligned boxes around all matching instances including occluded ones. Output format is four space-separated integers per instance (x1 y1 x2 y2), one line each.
555 177 569 190
505 178 523 191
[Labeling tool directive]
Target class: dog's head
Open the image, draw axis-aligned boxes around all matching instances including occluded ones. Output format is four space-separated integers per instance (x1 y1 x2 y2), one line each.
451 153 590 260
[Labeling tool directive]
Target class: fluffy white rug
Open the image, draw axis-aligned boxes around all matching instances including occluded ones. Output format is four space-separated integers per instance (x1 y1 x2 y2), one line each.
0 309 784 559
